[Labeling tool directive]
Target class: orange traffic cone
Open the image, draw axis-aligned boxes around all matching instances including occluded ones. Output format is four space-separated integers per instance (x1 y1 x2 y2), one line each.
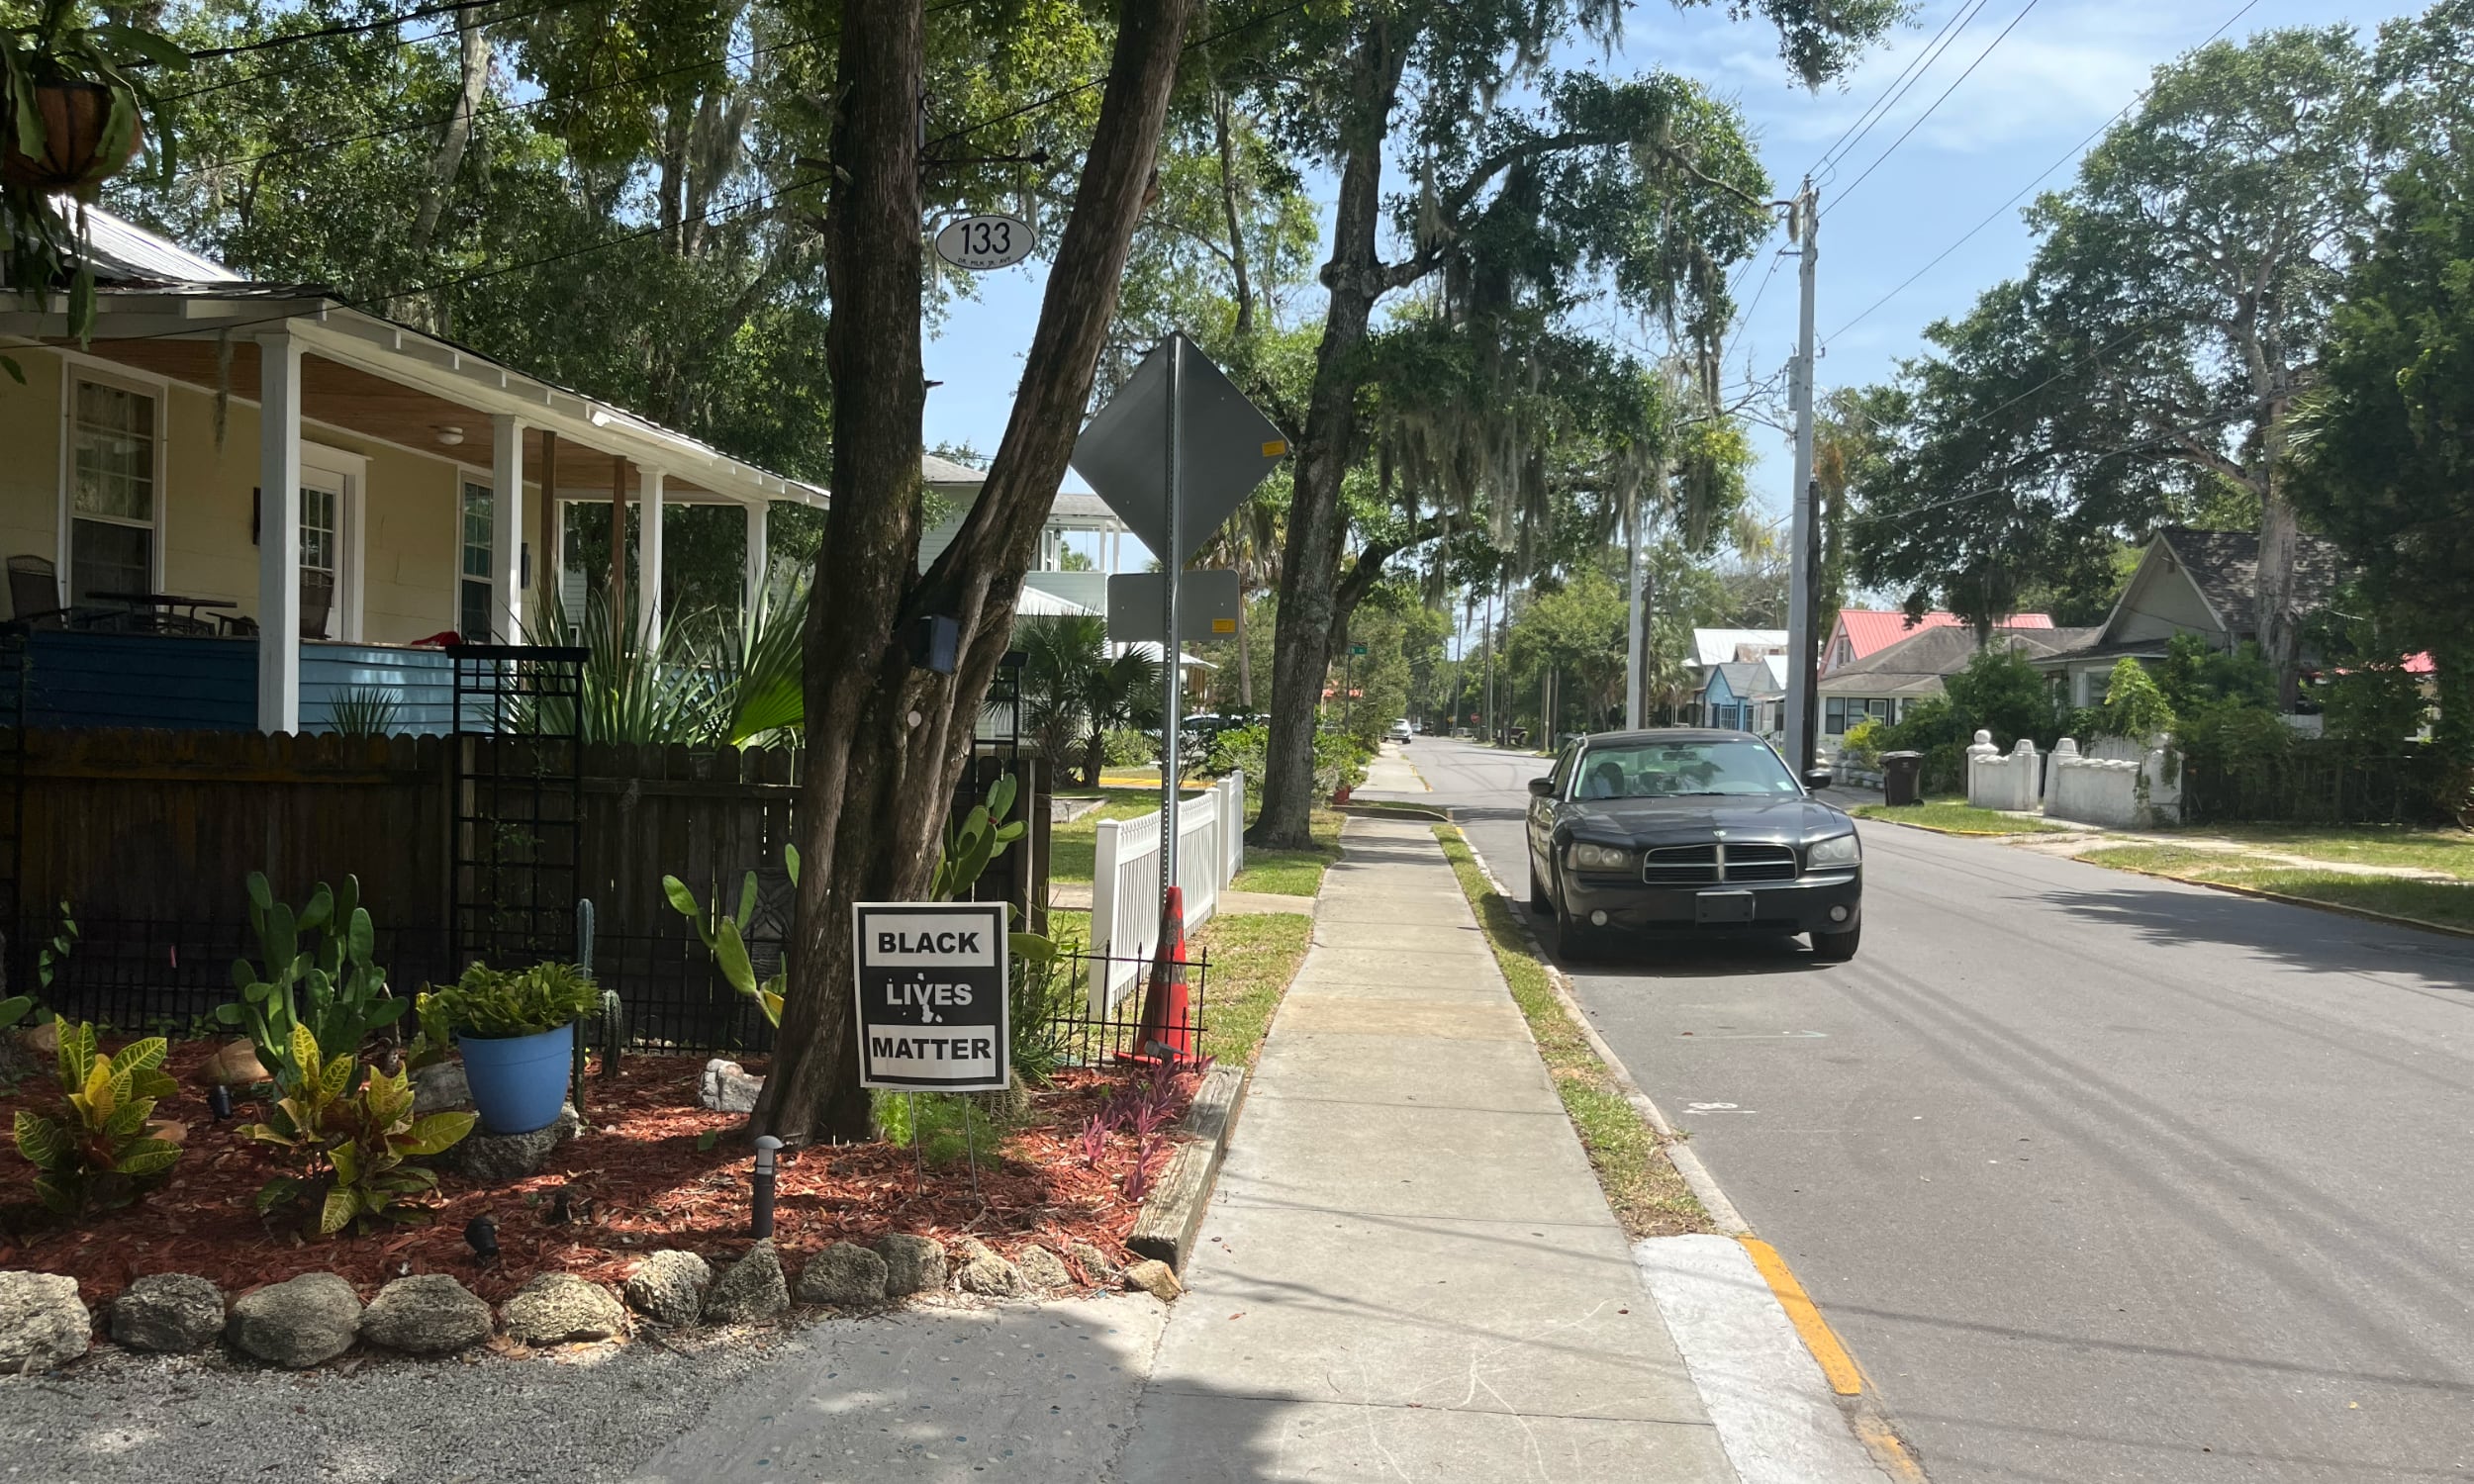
1131 886 1196 1066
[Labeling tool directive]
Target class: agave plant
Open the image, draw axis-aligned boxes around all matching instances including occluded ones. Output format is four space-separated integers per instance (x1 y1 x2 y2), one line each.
522 583 808 747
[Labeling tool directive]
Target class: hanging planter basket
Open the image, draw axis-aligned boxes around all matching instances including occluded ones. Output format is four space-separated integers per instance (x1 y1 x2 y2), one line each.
1 79 143 194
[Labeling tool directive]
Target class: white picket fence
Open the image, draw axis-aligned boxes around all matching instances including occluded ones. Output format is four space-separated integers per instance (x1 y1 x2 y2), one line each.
1088 772 1247 1013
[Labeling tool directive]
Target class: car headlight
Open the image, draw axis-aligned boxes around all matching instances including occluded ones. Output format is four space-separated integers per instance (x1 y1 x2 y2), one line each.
1806 832 1861 869
1569 842 1635 871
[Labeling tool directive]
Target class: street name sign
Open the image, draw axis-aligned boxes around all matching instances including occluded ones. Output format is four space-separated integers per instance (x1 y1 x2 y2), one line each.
851 901 1009 1091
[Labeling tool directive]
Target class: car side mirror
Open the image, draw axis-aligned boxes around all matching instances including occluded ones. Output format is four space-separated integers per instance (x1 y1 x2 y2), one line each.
1527 777 1555 797
1803 767 1836 790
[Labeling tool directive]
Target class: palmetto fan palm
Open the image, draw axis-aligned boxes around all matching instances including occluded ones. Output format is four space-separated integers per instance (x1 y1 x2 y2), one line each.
1017 614 1162 786
522 584 809 747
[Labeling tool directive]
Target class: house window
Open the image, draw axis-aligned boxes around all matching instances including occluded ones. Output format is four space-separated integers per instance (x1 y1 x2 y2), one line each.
460 481 494 640
68 378 157 605
1826 697 1848 735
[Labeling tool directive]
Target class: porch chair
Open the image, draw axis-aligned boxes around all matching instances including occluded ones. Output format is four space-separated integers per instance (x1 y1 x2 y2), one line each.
6 555 70 630
299 569 334 640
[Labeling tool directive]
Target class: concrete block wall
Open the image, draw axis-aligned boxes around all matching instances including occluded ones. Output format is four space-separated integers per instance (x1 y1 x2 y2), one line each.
2044 736 2182 829
1965 730 2041 812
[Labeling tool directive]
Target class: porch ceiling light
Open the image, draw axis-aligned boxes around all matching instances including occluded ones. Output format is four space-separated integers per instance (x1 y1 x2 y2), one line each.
433 424 465 446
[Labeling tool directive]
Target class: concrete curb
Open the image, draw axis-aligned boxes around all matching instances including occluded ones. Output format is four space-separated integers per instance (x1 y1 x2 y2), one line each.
1126 1062 1249 1271
1458 840 1755 1238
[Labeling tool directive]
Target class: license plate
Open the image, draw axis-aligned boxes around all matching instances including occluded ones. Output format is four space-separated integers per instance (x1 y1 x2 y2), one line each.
1695 891 1757 924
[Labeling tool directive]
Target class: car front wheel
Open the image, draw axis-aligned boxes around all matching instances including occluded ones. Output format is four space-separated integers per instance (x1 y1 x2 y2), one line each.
1528 861 1551 914
1811 923 1861 962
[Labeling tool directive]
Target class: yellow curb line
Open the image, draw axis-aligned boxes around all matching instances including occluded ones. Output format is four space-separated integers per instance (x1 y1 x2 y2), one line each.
1739 1237 1863 1397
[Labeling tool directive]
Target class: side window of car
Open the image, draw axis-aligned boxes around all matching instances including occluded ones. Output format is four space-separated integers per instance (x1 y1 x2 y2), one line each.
1547 744 1578 799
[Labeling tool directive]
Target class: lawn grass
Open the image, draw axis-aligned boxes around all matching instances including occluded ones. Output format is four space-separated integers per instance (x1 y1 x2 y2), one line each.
2078 844 2474 933
1851 799 2072 835
1432 823 1712 1239
1230 808 1345 895
2186 824 2474 881
1192 912 1313 1067
1048 788 1196 884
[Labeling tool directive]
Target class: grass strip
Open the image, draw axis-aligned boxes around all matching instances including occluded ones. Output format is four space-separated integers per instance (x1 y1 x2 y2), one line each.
1230 809 1344 895
1431 823 1712 1239
1851 800 2072 835
2172 824 2474 881
2077 844 2474 934
1193 912 1314 1067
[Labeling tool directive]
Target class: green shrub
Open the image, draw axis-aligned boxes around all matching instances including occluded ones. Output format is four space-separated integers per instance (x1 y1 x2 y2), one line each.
214 873 404 1094
1009 928 1083 1086
1314 729 1371 794
426 962 600 1039
11 1024 184 1216
1204 721 1269 780
2159 634 2275 715
1943 645 2064 747
1839 717 1884 766
2319 667 2428 745
1102 727 1157 768
245 1024 475 1237
2097 658 2176 741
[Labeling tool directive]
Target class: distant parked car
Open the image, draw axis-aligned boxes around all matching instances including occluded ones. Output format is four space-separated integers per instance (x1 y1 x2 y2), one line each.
1388 718 1413 743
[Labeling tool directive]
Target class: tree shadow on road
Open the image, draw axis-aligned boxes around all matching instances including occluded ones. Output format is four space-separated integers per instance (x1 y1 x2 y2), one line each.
2039 876 2474 998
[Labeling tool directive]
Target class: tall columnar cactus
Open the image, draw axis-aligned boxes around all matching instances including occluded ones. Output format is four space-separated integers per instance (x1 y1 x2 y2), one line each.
214 873 407 1091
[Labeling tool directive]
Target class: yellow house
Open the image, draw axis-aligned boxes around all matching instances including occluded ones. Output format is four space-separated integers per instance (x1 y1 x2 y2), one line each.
0 208 823 732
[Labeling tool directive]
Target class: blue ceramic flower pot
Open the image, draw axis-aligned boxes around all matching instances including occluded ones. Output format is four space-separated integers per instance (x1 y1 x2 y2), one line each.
456 1023 572 1135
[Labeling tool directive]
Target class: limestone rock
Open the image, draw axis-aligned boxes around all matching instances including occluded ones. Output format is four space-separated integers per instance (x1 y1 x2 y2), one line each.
440 1103 581 1183
412 1063 471 1115
623 1251 713 1327
198 1037 266 1087
1015 1245 1075 1291
873 1233 947 1295
794 1243 889 1308
501 1273 625 1345
360 1274 492 1355
699 1059 763 1114
108 1273 224 1353
0 1270 89 1370
226 1273 361 1368
1067 1241 1119 1284
1121 1259 1182 1302
703 1240 789 1324
954 1239 1025 1298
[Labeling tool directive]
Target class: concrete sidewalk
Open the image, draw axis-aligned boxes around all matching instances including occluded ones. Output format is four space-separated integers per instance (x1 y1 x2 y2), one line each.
1114 815 1739 1481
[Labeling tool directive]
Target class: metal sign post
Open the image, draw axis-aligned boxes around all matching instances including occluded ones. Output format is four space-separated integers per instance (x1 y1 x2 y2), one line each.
1161 339 1185 916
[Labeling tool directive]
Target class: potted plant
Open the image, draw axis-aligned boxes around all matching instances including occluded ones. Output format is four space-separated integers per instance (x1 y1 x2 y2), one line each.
2 0 186 354
420 963 599 1136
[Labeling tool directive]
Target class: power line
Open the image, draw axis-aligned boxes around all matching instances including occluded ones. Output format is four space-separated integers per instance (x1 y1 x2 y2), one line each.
1810 0 1990 182
184 0 498 61
1826 0 2265 341
1827 0 2046 216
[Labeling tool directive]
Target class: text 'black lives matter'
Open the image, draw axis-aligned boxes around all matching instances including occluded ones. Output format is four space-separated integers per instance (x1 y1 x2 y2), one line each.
851 901 1011 1092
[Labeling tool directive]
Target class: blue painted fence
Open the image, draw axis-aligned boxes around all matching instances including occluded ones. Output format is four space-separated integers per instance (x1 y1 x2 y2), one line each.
18 632 456 734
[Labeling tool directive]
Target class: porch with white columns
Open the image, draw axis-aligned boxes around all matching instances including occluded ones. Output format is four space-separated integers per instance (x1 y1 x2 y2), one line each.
490 413 525 642
256 330 303 732
744 499 769 609
635 465 665 646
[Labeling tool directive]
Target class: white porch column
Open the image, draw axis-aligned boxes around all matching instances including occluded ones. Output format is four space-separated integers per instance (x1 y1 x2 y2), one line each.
256 331 304 733
743 500 769 612
490 414 525 642
635 465 665 646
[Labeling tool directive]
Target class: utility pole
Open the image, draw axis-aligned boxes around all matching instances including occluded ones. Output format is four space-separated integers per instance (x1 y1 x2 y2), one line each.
1625 480 1645 731
1782 178 1822 774
1482 586 1496 745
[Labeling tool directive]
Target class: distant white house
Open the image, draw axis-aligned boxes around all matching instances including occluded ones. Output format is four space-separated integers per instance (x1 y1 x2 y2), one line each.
916 454 1132 619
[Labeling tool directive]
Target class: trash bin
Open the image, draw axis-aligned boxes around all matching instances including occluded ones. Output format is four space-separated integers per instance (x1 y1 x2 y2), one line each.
1878 750 1924 807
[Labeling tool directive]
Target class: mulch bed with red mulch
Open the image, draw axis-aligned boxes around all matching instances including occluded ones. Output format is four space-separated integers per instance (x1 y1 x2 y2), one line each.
0 1037 1194 1309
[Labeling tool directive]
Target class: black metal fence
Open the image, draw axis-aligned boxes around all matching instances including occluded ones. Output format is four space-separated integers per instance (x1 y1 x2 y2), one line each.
21 919 1207 1071
2180 743 2456 826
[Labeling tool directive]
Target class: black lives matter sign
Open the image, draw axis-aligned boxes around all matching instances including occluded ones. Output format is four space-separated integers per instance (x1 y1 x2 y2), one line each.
851 902 1010 1092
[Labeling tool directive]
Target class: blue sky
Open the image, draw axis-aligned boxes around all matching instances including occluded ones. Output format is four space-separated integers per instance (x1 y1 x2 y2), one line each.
924 0 2427 566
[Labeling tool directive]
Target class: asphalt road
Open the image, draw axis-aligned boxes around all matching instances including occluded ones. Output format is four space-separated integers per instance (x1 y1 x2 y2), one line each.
1385 736 2474 1484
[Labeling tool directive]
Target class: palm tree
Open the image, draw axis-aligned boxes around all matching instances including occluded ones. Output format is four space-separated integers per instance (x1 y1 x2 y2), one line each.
1017 615 1162 786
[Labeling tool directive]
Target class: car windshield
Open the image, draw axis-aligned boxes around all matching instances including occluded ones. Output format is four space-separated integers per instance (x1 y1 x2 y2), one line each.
1569 739 1802 800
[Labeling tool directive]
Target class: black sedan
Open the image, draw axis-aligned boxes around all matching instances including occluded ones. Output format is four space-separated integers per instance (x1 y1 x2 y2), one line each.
1524 728 1862 961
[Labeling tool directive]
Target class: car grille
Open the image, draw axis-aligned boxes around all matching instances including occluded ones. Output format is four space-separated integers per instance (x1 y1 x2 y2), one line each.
1640 842 1800 885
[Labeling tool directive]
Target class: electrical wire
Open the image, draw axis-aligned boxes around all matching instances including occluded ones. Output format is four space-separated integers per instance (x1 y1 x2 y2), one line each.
184 0 501 61
1826 0 2046 216
1809 0 1990 182
162 0 595 105
1826 0 2265 340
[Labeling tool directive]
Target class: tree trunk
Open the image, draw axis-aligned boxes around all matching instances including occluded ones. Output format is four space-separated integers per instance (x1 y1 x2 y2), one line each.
2255 413 2304 709
1083 731 1108 789
1209 80 1254 337
1251 23 1405 850
755 0 1196 1146
406 7 492 317
1234 593 1253 708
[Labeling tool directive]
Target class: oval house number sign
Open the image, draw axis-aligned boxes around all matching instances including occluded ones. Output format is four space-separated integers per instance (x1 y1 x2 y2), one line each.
934 214 1034 272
